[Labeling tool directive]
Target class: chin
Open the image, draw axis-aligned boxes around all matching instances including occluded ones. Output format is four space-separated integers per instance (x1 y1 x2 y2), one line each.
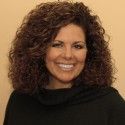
57 76 75 84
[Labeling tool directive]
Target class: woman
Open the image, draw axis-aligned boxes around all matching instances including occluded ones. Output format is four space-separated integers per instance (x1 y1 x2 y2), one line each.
4 1 125 125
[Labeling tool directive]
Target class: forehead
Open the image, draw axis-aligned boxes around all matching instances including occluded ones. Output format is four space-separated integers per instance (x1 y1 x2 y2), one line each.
54 23 86 43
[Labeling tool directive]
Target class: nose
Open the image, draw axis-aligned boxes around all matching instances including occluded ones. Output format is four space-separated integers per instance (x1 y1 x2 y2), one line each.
62 46 73 60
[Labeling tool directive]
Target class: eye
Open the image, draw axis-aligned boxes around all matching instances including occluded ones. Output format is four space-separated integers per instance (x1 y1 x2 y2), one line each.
73 44 86 49
51 43 63 48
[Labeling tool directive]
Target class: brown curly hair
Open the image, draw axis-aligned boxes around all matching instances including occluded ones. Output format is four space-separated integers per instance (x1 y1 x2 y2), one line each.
8 1 116 94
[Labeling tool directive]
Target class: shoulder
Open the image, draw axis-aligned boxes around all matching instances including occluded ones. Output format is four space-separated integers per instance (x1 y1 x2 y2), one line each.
4 90 39 117
105 87 125 106
6 90 38 109
8 90 30 102
4 91 29 125
100 86 125 108
104 87 125 124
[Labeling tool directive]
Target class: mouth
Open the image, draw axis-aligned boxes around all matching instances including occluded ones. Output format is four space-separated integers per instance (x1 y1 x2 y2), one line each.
57 63 75 71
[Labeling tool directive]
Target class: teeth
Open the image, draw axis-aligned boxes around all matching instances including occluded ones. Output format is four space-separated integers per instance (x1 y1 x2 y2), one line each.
59 64 73 68
58 64 74 71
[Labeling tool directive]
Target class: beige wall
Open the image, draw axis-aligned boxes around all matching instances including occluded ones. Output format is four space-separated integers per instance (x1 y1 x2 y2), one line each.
0 0 125 124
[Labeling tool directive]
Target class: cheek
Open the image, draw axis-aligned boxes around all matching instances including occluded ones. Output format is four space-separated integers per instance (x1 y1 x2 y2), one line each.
76 52 87 75
45 49 60 68
45 49 57 61
76 51 87 63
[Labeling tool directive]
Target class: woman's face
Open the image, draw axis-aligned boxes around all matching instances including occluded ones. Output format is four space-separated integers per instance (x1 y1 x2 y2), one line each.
45 23 87 88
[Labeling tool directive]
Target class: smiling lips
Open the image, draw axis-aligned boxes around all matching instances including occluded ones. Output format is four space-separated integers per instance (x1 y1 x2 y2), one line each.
57 63 75 71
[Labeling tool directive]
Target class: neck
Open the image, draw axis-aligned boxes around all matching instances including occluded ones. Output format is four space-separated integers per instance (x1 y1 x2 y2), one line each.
45 78 73 90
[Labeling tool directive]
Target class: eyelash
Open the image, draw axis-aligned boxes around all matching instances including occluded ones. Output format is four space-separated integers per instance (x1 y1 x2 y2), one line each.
74 44 85 49
51 43 63 48
51 43 86 49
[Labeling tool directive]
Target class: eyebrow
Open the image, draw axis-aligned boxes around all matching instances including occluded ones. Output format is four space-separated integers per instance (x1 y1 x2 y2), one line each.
53 40 63 43
73 41 86 44
53 40 85 44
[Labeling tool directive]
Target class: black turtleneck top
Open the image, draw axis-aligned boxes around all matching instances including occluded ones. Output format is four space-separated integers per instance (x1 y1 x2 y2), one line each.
3 84 125 125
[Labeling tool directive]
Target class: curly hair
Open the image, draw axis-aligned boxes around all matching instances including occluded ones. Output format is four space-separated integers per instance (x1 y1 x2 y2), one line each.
8 1 116 94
